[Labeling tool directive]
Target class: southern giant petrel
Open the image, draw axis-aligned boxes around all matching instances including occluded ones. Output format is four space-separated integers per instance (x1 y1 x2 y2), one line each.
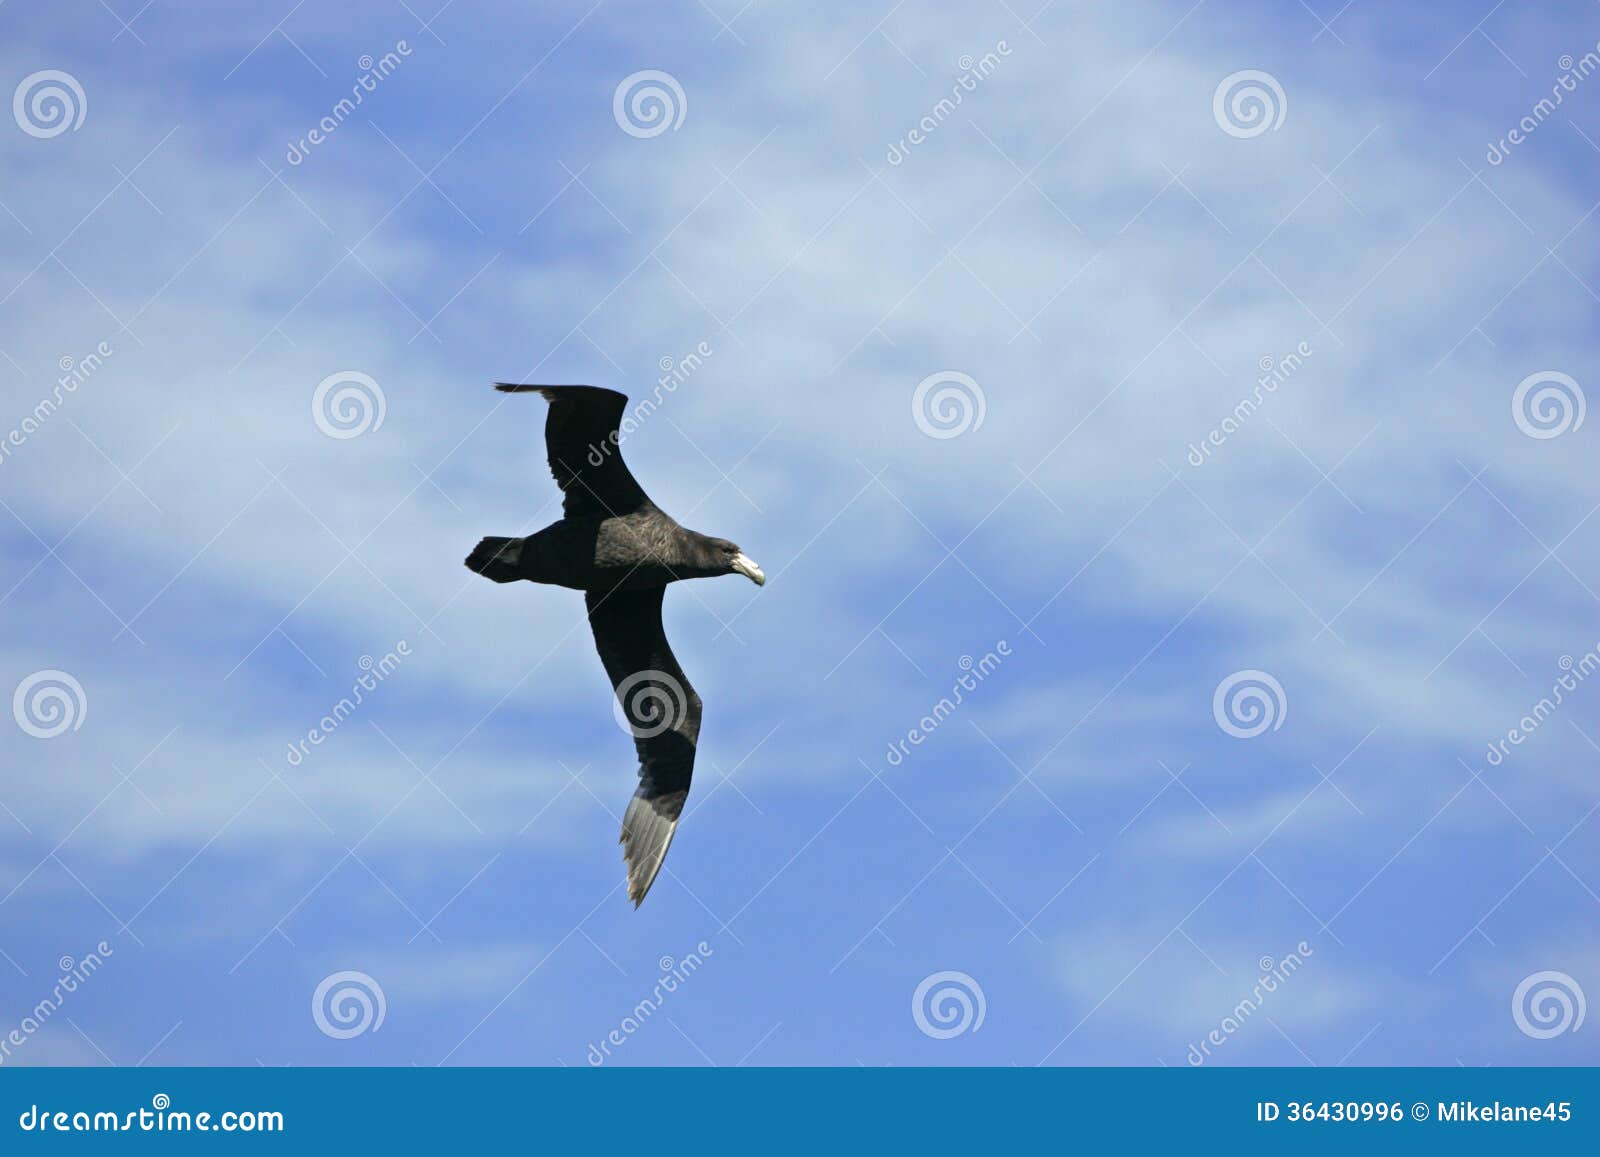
465 384 764 906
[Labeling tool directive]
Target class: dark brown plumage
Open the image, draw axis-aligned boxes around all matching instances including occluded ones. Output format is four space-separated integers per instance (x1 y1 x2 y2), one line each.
465 384 764 906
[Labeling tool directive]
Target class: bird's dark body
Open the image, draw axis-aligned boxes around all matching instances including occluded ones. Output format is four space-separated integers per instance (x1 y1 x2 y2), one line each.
463 383 762 907
468 507 729 593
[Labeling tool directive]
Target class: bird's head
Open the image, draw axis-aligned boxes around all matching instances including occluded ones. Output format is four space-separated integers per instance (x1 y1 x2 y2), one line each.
697 536 765 586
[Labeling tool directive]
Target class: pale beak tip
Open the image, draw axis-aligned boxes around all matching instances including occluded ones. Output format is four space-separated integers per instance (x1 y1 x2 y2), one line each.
732 553 766 586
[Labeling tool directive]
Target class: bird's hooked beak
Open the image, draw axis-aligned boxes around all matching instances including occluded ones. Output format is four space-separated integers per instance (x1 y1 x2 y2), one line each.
731 552 766 586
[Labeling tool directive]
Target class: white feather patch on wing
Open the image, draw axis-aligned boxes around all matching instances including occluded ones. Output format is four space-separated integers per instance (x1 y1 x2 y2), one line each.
620 790 685 907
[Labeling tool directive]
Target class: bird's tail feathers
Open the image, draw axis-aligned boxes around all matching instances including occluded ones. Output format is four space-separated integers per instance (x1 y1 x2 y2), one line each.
464 536 523 583
620 789 685 907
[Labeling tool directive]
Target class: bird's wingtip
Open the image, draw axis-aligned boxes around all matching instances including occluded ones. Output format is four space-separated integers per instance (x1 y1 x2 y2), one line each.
619 790 686 908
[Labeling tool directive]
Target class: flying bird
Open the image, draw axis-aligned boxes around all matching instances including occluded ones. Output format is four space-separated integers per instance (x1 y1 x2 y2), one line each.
465 384 764 907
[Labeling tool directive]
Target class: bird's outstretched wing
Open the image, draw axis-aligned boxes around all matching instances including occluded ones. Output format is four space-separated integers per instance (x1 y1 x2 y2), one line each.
585 586 701 906
495 384 650 519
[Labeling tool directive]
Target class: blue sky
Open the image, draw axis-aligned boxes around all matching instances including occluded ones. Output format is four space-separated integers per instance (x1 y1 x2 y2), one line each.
1 0 1597 1067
